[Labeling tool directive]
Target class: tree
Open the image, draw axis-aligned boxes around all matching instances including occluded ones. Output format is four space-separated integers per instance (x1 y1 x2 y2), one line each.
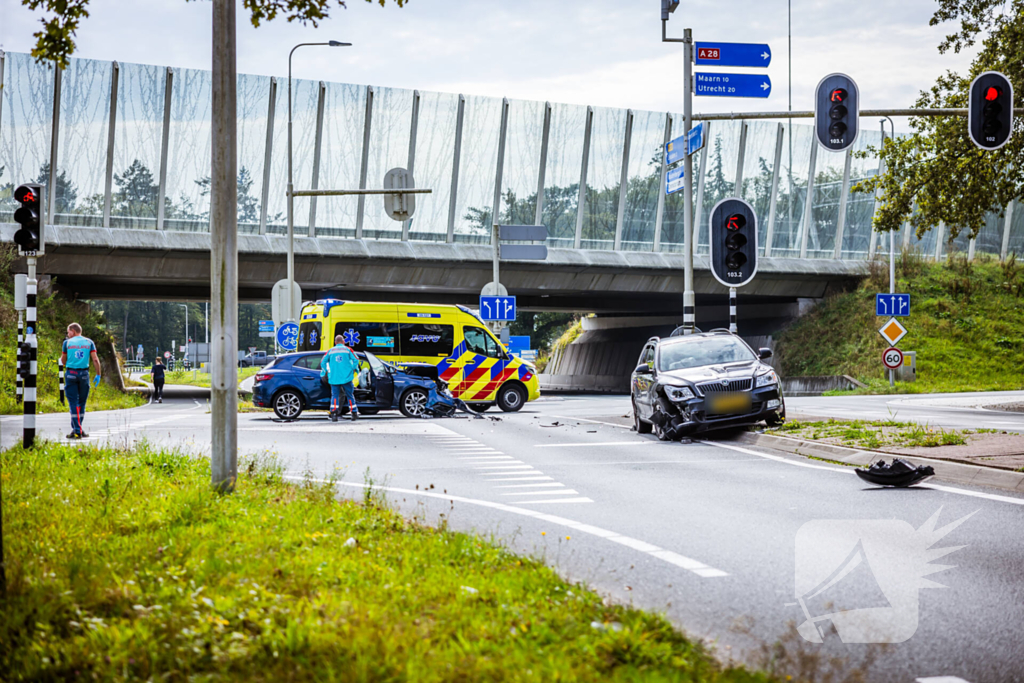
192 166 272 224
113 159 159 217
33 162 79 214
21 0 408 69
855 0 1024 241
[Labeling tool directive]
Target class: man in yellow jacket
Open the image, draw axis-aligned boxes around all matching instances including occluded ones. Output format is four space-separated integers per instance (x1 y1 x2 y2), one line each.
321 335 360 422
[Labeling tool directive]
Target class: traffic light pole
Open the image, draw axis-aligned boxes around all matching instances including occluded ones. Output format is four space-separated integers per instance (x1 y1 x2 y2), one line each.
23 258 38 449
729 287 737 334
16 312 23 403
682 29 696 335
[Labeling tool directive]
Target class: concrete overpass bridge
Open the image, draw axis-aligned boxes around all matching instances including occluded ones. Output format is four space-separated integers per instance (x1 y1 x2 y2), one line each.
3 223 865 317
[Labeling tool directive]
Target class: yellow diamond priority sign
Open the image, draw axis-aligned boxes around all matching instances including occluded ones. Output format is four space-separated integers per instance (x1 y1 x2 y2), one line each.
879 317 908 346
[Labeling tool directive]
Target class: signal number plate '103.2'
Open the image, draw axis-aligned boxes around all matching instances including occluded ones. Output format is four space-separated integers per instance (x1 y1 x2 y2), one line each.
707 392 752 415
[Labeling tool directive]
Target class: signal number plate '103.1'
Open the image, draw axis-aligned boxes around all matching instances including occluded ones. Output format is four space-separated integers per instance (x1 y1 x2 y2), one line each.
707 392 752 415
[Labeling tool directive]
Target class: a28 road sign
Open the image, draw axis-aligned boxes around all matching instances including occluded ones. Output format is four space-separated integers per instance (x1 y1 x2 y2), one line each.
695 42 771 68
875 293 910 317
695 72 771 99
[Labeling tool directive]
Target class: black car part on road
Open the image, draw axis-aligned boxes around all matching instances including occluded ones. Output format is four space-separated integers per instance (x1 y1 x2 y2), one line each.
855 459 935 488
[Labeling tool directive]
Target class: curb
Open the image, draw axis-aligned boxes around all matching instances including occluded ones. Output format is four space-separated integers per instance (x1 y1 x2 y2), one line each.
736 432 1024 495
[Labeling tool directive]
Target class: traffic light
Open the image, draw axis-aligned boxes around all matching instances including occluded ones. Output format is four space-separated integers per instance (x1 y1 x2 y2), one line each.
815 73 859 152
661 0 679 20
13 183 45 256
709 197 758 288
969 71 1014 150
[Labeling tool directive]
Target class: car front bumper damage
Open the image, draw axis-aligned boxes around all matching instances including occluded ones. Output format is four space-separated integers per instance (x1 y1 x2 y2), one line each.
650 385 782 438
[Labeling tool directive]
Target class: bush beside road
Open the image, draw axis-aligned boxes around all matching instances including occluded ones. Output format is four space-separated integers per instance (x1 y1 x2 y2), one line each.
141 367 261 389
0 440 770 682
776 253 1024 394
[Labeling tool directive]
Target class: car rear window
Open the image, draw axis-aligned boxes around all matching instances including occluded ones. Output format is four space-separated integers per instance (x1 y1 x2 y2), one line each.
293 354 324 370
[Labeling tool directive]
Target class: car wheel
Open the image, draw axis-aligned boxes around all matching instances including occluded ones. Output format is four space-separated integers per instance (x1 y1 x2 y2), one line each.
653 418 673 441
633 399 652 434
497 384 527 412
272 390 303 420
765 402 786 428
467 403 493 413
399 388 429 418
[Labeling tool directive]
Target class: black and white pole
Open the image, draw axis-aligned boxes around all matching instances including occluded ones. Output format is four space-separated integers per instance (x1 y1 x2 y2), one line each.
23 258 38 449
729 287 737 334
58 357 65 405
16 314 24 403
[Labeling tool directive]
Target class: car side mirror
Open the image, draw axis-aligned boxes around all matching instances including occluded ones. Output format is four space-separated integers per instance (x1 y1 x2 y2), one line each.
634 364 652 374
759 348 773 360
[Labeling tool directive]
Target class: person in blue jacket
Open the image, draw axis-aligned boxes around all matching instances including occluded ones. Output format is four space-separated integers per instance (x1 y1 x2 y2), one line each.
321 335 360 422
60 322 102 439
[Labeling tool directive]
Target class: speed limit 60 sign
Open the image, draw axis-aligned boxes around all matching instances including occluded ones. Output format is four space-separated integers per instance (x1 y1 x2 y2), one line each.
883 347 903 370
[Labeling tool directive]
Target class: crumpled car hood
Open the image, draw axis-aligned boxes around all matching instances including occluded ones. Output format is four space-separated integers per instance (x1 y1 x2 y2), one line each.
658 361 761 384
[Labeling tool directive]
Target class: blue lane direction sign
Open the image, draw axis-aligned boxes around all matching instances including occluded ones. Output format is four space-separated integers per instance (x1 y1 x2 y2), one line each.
695 72 771 99
277 322 299 350
695 42 772 68
258 319 275 338
665 134 686 167
666 166 686 195
687 122 706 156
480 295 516 322
875 293 910 317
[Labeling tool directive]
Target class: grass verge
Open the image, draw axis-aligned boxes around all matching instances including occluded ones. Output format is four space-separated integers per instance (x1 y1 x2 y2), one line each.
768 418 988 450
0 440 768 682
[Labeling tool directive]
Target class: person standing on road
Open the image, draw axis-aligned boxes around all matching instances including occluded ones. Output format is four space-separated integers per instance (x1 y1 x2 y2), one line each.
320 335 360 422
60 322 102 439
151 357 166 403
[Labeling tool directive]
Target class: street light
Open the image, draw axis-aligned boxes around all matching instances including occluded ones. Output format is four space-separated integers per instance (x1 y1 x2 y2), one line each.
178 303 188 368
287 40 351 322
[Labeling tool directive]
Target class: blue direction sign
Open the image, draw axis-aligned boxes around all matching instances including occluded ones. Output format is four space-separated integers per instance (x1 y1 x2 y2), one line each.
479 295 516 322
695 72 771 99
665 135 685 166
277 322 299 350
666 166 685 195
875 293 910 317
687 122 706 156
695 42 771 68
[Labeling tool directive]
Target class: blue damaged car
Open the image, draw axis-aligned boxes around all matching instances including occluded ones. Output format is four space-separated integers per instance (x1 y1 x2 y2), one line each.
252 350 445 420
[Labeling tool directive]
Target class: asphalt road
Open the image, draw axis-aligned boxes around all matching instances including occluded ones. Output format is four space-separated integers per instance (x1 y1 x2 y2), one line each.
3 390 1023 683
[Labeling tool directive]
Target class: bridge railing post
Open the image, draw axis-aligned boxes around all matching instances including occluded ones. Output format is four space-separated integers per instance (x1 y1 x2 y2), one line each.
103 62 119 228
258 77 277 236
48 65 62 225
308 81 326 236
764 122 784 257
613 109 633 251
446 94 465 243
491 98 509 233
355 85 374 239
156 67 173 231
798 142 817 259
833 148 853 259
653 112 672 252
402 90 420 241
574 106 593 250
534 102 551 230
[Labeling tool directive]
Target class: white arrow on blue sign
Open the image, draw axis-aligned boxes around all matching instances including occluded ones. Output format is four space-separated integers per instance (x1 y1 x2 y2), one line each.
875 293 910 317
479 295 516 322
666 166 685 195
695 72 771 99
695 42 771 68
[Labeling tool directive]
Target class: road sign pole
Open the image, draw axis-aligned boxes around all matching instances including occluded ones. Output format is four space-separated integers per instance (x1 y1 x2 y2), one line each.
683 28 695 335
729 287 737 333
492 223 501 335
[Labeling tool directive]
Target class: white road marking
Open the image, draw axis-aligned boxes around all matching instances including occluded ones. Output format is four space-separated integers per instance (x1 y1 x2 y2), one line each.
285 477 727 578
548 415 631 429
509 497 594 504
474 463 530 469
494 482 571 489
705 440 1024 506
481 470 544 476
486 476 554 482
503 489 578 496
915 677 973 683
534 441 651 448
458 456 516 461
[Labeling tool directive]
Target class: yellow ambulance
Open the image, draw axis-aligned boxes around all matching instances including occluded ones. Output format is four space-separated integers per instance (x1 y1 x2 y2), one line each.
295 299 540 412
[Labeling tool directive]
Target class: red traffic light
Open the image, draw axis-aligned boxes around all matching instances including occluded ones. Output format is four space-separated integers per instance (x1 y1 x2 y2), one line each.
14 185 37 204
830 88 848 103
725 214 746 231
984 86 1002 102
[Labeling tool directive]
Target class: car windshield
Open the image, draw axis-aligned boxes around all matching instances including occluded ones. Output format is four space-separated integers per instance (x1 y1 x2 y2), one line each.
657 336 755 371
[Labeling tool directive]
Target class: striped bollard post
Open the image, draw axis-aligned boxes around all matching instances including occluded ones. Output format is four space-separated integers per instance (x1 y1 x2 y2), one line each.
683 290 695 335
729 287 737 334
59 357 65 405
16 313 24 403
23 262 38 449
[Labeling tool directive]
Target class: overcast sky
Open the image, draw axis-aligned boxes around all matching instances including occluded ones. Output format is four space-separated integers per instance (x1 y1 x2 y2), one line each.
0 0 978 129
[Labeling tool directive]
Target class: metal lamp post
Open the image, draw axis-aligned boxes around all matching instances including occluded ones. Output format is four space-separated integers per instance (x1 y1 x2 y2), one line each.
287 40 350 322
178 303 188 367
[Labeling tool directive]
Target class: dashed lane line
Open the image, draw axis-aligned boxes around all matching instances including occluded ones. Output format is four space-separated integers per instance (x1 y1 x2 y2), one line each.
286 476 729 580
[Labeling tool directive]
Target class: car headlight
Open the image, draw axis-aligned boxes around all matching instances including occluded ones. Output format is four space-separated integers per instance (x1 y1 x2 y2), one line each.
755 369 779 388
664 385 695 402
